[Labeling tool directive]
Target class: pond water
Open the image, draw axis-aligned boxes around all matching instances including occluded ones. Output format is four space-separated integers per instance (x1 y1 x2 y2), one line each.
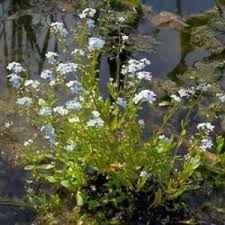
0 0 225 224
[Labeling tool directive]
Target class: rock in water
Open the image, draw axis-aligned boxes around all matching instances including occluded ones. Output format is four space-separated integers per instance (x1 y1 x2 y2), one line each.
150 11 189 30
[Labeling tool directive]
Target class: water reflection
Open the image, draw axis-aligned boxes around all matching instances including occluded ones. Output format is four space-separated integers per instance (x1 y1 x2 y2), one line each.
137 0 217 80
0 0 77 96
144 0 215 16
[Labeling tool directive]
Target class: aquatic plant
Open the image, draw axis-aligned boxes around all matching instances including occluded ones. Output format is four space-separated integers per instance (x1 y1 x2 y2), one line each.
7 4 225 225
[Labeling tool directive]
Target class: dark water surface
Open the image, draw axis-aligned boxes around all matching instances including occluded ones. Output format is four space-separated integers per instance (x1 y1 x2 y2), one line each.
0 0 224 224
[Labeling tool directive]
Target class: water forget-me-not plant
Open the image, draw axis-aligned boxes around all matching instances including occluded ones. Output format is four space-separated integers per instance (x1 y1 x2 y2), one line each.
7 3 225 225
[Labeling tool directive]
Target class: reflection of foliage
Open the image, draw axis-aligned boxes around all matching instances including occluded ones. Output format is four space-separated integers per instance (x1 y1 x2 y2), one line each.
0 0 72 77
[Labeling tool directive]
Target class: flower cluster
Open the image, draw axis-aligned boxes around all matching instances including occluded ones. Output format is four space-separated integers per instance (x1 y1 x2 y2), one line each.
200 138 213 151
86 117 104 127
66 80 84 95
41 123 56 145
86 111 104 127
121 58 151 77
87 19 95 28
197 122 214 134
7 62 25 89
40 70 55 81
133 90 156 105
25 80 40 90
88 37 105 52
56 63 78 74
53 106 69 116
46 52 58 64
79 8 96 19
170 83 211 103
50 22 68 38
66 100 82 111
16 97 33 106
71 49 85 56
24 138 34 147
7 62 25 73
136 71 152 81
116 97 127 108
39 107 52 116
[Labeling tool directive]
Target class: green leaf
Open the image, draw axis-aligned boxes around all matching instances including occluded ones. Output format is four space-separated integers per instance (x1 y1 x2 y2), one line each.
24 165 35 170
153 188 162 207
76 191 84 207
45 176 58 183
61 180 73 190
88 200 100 209
37 164 55 170
158 101 172 107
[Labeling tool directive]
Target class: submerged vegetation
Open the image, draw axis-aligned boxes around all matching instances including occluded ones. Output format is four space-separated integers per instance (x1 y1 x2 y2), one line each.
2 0 225 224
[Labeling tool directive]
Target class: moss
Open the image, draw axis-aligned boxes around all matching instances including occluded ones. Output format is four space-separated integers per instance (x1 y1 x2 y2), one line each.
190 25 225 55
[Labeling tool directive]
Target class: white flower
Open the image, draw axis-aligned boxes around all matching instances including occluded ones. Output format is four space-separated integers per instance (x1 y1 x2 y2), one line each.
53 106 68 116
133 90 156 104
79 8 96 19
41 123 56 145
71 49 85 56
4 121 13 128
116 97 127 107
86 118 104 127
140 171 150 177
66 100 82 111
40 70 55 80
49 80 56 86
68 116 80 123
86 19 95 28
16 97 33 106
50 22 68 38
196 83 211 91
138 119 145 125
187 87 196 96
171 94 181 103
122 35 128 41
45 52 58 64
136 71 152 81
177 87 196 99
178 88 189 98
92 111 100 117
56 63 78 74
200 138 213 151
39 107 52 116
197 122 214 133
118 17 125 23
219 95 225 103
121 58 151 76
24 139 34 147
66 80 84 95
7 62 25 73
7 73 21 89
25 80 40 89
65 143 76 151
159 134 170 143
88 37 105 51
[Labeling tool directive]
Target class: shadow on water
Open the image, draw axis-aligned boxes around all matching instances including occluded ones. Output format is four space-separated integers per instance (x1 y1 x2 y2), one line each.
0 156 35 225
0 0 225 224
